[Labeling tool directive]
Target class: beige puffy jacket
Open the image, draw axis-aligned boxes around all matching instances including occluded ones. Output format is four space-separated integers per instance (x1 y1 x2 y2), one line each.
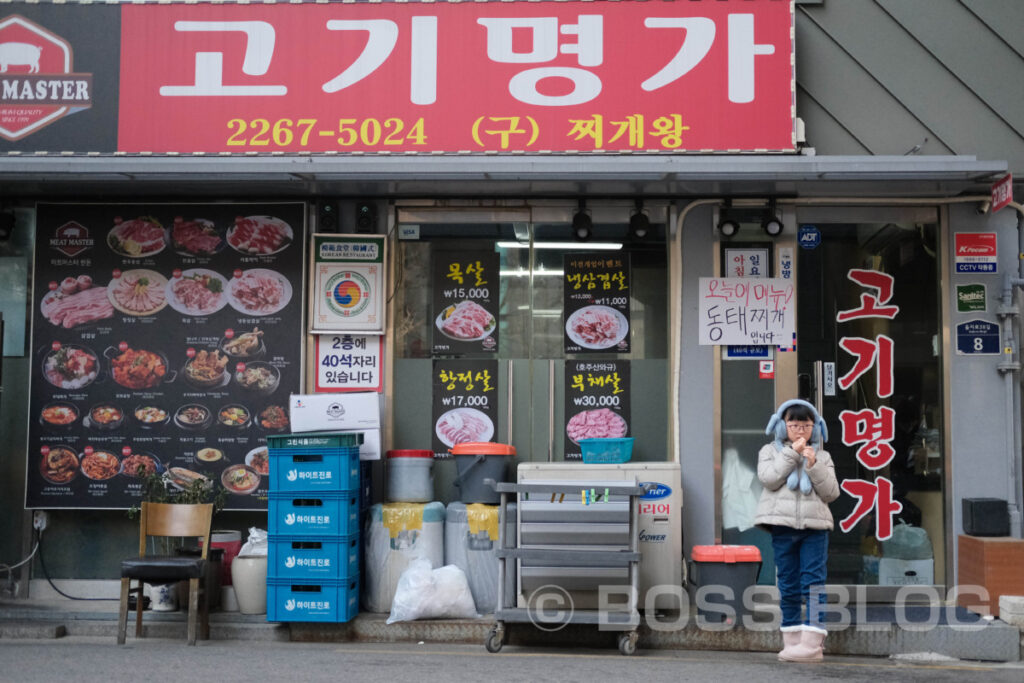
754 441 840 531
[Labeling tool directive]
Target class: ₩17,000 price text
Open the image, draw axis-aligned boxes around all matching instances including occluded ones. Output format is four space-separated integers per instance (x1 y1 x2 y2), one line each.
227 117 427 148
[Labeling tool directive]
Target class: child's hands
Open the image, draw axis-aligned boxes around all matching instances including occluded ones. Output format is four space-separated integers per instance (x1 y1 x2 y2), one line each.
792 436 807 452
802 447 817 468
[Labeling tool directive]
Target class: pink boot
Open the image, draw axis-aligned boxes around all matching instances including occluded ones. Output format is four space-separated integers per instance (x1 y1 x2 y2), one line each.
777 626 803 660
778 625 825 662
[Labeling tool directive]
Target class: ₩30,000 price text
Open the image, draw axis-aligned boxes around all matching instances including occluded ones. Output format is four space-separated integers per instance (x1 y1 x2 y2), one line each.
227 117 427 148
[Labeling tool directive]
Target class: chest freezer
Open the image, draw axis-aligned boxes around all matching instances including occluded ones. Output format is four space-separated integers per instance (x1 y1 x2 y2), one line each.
517 462 682 610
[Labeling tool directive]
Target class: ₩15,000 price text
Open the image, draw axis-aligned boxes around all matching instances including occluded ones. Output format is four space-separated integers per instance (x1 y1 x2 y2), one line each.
227 117 427 148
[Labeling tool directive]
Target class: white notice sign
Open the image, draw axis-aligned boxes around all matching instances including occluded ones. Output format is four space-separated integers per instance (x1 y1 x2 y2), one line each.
698 277 795 346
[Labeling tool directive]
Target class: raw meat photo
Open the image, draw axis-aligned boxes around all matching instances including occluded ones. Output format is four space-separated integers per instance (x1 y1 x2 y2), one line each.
107 216 166 257
167 269 227 316
437 300 496 341
565 305 629 349
107 269 168 316
227 215 293 255
566 408 628 444
172 217 223 256
435 408 494 448
40 275 113 328
228 269 292 316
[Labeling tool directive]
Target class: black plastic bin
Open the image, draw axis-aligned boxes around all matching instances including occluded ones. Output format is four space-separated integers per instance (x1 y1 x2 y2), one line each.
689 545 762 623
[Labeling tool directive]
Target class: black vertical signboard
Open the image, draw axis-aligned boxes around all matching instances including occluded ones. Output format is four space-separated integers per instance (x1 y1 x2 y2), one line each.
564 361 631 460
432 359 498 458
432 250 499 355
563 253 631 354
27 203 305 510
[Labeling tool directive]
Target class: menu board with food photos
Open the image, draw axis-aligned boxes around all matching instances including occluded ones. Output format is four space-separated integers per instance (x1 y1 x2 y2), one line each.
26 203 305 510
563 253 631 354
564 361 631 460
432 250 499 356
431 359 498 458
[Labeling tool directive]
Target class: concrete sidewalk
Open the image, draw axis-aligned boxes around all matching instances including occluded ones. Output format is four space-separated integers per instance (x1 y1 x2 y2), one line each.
2 591 1021 662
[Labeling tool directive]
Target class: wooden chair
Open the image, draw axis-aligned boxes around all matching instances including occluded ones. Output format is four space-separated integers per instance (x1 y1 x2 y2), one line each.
117 502 214 645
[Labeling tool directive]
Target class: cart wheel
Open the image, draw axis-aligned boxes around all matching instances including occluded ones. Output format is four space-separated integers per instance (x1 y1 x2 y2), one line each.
485 627 504 653
618 632 637 656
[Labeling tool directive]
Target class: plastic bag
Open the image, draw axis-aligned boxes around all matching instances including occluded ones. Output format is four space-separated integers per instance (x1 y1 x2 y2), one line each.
386 558 479 624
881 520 932 560
238 527 268 556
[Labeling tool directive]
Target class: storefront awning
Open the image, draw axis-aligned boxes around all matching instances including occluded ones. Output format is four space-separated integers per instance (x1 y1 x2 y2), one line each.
0 155 1007 199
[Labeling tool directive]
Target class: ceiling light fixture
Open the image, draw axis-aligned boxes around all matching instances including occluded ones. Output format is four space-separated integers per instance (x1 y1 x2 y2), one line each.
762 200 783 237
572 199 592 241
629 199 650 240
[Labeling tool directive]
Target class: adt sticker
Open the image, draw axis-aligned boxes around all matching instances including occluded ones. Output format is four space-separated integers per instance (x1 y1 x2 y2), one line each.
798 225 821 249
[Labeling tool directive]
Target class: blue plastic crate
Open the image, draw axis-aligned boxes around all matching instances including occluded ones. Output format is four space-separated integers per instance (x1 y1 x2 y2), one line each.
268 535 359 580
269 446 360 492
268 432 364 450
267 575 359 623
269 491 359 536
579 437 634 464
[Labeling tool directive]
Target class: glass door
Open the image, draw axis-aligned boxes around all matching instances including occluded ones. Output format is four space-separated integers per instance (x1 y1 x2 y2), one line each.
389 202 669 502
796 212 945 590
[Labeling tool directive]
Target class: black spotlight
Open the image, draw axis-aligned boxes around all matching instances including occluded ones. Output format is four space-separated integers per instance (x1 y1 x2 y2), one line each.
762 200 783 237
572 200 592 241
355 201 378 233
717 217 740 238
629 200 650 240
317 201 339 232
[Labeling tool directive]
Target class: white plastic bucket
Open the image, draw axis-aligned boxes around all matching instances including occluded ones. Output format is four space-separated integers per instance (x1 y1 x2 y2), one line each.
386 450 434 502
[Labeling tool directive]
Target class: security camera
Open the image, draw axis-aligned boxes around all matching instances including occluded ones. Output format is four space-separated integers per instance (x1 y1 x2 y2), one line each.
977 200 991 215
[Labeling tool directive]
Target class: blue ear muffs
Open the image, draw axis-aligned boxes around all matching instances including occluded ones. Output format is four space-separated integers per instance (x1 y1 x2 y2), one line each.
764 399 828 495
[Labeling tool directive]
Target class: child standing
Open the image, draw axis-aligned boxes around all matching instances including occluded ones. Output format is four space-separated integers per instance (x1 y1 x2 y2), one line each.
755 399 840 662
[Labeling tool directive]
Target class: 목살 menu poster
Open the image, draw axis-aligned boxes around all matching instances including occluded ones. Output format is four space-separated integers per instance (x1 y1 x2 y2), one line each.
432 250 500 356
26 202 305 510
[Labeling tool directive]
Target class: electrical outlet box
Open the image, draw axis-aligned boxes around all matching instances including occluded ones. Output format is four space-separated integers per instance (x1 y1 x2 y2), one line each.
32 510 48 531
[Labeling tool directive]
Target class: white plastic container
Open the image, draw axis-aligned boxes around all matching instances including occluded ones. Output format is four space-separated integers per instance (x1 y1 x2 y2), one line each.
363 502 444 612
445 502 516 614
386 450 434 502
231 555 267 615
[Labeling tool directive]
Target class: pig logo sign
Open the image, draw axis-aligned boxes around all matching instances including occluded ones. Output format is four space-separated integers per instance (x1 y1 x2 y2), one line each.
0 15 93 141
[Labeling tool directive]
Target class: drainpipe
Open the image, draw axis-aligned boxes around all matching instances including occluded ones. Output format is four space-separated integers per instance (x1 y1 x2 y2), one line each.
997 202 1024 538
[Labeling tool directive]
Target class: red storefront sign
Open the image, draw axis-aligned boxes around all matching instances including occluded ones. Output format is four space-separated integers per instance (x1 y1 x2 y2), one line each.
991 173 1013 213
117 0 794 154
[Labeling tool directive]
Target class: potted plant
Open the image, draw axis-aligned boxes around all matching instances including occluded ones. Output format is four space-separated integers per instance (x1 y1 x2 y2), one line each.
128 467 229 611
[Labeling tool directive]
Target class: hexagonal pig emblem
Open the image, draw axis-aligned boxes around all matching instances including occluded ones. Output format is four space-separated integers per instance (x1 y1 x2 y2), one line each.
0 14 93 142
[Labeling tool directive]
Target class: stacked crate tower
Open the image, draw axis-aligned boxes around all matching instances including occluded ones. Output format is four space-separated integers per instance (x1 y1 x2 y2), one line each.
266 432 362 623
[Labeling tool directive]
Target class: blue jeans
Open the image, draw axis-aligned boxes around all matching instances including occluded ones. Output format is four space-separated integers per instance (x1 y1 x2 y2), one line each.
770 526 828 628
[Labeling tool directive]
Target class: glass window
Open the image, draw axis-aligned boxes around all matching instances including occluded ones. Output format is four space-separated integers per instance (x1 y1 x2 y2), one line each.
391 204 669 501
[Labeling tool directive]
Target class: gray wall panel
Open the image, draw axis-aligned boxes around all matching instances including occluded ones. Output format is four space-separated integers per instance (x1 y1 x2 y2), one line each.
796 0 1024 173
879 0 1024 134
962 0 1024 57
796 14 949 155
795 89 873 155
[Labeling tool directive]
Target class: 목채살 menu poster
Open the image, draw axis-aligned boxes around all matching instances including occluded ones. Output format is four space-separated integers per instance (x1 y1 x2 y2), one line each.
432 250 500 356
26 203 305 510
563 253 631 354
431 359 498 458
564 360 631 460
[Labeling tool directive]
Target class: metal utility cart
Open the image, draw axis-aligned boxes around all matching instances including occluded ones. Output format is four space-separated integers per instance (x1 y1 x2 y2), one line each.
484 479 649 656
